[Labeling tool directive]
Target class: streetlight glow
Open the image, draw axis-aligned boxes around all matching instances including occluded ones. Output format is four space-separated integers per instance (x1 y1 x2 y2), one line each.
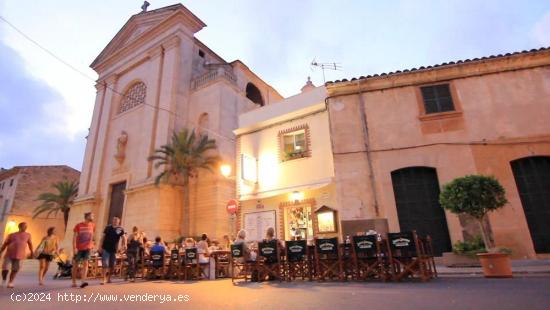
220 164 232 178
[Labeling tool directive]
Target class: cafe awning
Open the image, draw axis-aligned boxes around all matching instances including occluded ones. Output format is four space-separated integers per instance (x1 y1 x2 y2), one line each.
238 178 334 201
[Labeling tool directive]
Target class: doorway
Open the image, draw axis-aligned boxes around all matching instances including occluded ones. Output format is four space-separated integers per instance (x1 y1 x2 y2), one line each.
391 167 452 256
108 182 126 223
511 156 550 253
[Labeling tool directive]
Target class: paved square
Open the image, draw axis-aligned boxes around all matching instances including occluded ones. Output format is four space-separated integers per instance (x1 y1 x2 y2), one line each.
1 270 550 310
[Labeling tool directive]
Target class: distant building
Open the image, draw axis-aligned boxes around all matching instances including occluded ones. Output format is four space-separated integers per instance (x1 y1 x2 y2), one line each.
325 48 550 258
0 166 80 247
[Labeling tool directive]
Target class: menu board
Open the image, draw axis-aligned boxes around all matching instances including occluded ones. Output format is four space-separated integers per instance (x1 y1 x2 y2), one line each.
243 210 276 241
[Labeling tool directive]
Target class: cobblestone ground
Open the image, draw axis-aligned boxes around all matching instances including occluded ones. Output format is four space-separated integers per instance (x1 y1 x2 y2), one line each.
1 269 549 310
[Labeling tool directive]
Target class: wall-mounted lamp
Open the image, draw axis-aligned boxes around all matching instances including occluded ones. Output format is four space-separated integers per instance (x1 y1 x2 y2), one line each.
290 191 303 202
220 164 232 178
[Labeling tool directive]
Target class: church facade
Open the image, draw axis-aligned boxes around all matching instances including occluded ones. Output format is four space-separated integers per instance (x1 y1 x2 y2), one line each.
64 4 283 249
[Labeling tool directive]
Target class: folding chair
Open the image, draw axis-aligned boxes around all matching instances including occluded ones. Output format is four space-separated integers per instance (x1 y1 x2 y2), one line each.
182 248 201 280
418 235 438 278
146 250 165 280
285 240 309 281
230 243 256 284
387 231 433 282
257 240 282 281
351 235 389 281
314 237 343 281
166 248 181 280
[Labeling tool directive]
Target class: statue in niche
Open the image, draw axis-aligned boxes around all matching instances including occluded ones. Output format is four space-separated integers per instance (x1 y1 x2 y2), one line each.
114 131 128 164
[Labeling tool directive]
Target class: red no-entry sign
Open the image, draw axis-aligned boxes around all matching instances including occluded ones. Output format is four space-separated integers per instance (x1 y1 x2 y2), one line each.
226 199 239 214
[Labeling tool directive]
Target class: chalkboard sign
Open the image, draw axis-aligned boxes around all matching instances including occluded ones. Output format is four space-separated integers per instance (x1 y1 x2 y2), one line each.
244 210 276 241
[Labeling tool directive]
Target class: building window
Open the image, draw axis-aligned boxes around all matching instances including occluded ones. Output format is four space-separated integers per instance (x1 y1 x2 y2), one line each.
246 83 264 106
279 125 311 161
118 82 147 114
9 179 14 187
420 84 455 114
198 49 205 58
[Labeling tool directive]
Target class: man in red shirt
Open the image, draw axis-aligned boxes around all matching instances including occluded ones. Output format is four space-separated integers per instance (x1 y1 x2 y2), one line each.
71 212 95 288
0 222 33 288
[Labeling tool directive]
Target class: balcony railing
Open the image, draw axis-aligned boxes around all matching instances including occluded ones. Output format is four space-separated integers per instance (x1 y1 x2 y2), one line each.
191 67 237 91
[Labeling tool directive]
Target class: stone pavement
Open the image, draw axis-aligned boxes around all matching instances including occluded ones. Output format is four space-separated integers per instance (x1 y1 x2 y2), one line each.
0 260 549 310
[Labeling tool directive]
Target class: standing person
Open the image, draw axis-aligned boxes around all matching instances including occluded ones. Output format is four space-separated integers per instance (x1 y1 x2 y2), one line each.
126 226 143 282
99 216 126 285
36 227 59 285
72 212 95 288
0 222 33 288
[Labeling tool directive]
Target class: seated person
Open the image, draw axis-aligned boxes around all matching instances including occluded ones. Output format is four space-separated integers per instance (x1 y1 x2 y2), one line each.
208 240 221 252
150 237 168 255
182 238 196 249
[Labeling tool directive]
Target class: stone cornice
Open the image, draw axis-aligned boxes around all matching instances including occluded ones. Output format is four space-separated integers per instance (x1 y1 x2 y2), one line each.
92 11 197 73
327 49 550 97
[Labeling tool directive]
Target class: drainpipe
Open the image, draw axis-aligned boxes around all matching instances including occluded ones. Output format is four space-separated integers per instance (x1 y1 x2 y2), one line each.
324 84 380 218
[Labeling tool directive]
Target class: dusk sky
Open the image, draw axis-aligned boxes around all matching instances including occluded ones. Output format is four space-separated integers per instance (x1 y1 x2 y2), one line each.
0 0 549 171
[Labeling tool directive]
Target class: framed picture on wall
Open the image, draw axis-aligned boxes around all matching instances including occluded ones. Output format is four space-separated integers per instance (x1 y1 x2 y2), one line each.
315 205 337 233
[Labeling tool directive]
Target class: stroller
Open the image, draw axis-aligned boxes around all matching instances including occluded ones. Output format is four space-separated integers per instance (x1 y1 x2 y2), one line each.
53 253 72 279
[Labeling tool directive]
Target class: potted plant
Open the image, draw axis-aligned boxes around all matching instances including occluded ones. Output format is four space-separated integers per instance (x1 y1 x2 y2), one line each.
440 175 512 278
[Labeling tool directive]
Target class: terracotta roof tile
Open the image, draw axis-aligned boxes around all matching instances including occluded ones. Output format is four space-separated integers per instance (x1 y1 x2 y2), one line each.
325 47 549 85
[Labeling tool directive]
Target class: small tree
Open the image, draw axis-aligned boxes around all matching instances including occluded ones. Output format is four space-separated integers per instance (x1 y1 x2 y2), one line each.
34 180 79 229
439 175 508 250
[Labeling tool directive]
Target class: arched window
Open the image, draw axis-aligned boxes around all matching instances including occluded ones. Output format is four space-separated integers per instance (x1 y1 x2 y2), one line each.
246 83 264 106
118 82 146 114
198 112 209 135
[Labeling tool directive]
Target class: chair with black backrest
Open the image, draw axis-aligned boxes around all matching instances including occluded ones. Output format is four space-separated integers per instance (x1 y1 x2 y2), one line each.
351 235 389 281
387 231 433 282
257 239 282 282
230 243 255 284
166 248 180 280
285 240 309 281
147 250 165 280
314 237 343 281
183 248 201 280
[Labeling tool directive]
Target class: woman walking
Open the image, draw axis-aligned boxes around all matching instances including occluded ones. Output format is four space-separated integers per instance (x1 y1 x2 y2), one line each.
126 226 143 282
37 227 58 285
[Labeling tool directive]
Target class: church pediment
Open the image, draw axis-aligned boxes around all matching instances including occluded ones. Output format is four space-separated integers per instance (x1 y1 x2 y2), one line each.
91 4 205 69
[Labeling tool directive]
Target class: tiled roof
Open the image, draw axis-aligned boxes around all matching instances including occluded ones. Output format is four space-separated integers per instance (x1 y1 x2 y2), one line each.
325 47 549 85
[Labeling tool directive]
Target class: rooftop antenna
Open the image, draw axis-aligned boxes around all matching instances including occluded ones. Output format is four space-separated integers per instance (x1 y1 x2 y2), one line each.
141 1 150 13
311 58 342 83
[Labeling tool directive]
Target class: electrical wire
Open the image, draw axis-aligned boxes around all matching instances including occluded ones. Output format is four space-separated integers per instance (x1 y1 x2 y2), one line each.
0 14 236 143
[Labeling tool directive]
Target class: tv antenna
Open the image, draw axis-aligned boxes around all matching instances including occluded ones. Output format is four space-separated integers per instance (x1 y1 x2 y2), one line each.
311 58 342 83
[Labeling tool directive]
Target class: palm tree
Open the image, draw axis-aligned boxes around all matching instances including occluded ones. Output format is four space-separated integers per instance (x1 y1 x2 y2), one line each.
34 180 79 229
148 128 221 236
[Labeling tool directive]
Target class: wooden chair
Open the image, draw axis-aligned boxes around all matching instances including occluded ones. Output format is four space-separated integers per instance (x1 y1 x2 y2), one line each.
166 248 181 280
257 239 282 281
387 231 434 282
314 237 343 281
212 251 230 279
182 248 201 280
146 250 165 280
230 243 255 284
351 235 389 281
285 240 309 281
418 235 438 278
